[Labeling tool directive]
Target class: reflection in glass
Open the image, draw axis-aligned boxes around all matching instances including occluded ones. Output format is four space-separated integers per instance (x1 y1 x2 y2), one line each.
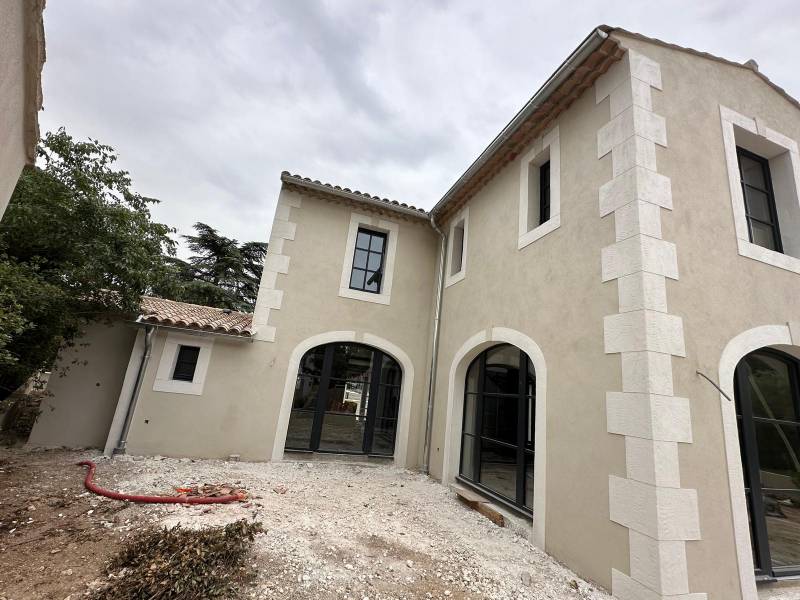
479 440 517 501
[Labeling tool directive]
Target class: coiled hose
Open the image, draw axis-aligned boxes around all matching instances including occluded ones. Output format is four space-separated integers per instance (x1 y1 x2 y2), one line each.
77 460 245 504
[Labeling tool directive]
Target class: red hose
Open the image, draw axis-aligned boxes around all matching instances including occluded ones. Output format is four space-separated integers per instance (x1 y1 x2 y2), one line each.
77 460 245 504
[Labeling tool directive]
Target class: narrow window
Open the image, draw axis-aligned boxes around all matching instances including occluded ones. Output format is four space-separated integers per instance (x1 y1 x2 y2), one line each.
172 345 201 382
450 219 465 276
539 161 551 225
349 228 387 294
737 147 783 253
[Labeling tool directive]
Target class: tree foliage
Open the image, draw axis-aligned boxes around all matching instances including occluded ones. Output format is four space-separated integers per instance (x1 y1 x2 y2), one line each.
0 129 176 393
154 223 267 312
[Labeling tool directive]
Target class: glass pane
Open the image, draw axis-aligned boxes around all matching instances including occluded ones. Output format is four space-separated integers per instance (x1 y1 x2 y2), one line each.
356 231 371 250
466 359 479 393
463 393 477 435
745 188 772 222
364 272 380 292
318 414 365 453
350 268 366 289
750 220 778 251
526 356 535 396
479 440 517 501
754 423 800 479
353 249 368 269
484 345 520 394
375 384 400 420
325 379 369 415
330 344 375 381
293 376 320 410
298 347 326 376
745 353 798 422
460 434 476 481
371 417 397 455
285 410 314 450
379 355 401 387
763 490 800 568
369 234 385 252
482 394 518 445
367 252 382 270
486 344 520 369
526 396 535 449
740 154 767 189
524 452 535 510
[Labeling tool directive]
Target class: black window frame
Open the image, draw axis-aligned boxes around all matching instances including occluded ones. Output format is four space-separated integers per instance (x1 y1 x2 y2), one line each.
172 345 201 382
539 160 551 225
735 347 800 580
737 147 783 253
349 228 387 294
285 342 402 457
458 344 535 517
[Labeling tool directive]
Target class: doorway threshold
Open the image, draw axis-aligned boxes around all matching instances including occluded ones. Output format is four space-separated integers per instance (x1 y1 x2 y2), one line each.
283 450 393 467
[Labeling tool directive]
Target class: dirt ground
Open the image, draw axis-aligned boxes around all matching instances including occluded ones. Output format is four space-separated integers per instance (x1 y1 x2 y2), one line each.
1 449 795 600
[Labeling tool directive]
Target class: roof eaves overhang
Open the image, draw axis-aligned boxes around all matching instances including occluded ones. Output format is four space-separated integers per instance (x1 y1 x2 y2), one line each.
280 172 430 220
132 317 256 342
431 26 623 222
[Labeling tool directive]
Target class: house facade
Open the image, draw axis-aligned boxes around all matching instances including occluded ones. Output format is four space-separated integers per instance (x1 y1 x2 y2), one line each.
28 27 800 600
0 0 45 216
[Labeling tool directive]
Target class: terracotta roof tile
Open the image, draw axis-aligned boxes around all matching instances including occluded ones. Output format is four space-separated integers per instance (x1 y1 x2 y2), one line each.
139 296 254 337
280 171 429 218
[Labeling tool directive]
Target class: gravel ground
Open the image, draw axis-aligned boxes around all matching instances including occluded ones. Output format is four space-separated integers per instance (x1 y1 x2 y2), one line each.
107 453 610 600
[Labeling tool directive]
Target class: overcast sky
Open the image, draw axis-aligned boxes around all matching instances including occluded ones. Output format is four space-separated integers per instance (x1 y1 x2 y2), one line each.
39 1 800 254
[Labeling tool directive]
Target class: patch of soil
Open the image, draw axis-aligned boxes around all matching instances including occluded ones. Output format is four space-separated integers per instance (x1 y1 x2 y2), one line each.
0 449 142 600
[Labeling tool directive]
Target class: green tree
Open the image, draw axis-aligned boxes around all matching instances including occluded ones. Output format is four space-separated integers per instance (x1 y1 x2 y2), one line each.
0 128 176 394
154 223 267 312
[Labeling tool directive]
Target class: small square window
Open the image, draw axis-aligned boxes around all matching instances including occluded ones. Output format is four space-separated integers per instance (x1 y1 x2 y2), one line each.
172 345 201 382
737 147 783 253
349 228 386 294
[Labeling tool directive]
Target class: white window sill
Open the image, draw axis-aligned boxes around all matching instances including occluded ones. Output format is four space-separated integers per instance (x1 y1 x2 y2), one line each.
445 270 466 289
518 214 561 250
338 287 391 305
153 378 205 396
738 238 800 275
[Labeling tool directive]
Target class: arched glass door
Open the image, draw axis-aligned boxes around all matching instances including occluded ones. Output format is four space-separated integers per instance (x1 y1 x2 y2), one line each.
285 343 402 456
735 348 800 578
459 344 535 513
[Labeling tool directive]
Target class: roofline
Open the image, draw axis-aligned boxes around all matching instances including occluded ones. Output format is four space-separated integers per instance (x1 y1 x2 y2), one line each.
280 172 430 220
132 317 255 342
430 26 610 218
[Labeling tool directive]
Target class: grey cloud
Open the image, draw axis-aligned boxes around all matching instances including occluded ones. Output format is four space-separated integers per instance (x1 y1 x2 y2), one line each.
38 1 800 256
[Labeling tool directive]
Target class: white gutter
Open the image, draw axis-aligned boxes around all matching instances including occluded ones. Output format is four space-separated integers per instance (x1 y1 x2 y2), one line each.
430 27 610 217
422 213 447 473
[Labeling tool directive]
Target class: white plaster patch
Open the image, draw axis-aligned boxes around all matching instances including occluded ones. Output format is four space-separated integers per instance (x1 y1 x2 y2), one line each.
602 235 678 282
612 569 707 600
599 166 673 217
613 136 658 177
629 531 690 596
617 272 668 313
625 437 681 488
609 476 701 541
606 392 692 442
604 310 685 356
615 200 663 242
621 351 674 396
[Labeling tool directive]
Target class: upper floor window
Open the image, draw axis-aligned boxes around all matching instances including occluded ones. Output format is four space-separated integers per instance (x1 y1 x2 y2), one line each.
720 106 800 274
338 213 399 305
518 126 561 250
172 345 201 381
445 206 468 288
737 147 783 252
349 228 386 294
539 160 551 225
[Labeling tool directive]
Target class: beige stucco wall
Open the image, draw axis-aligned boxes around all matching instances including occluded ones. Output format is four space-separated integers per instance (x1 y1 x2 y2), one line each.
125 189 438 466
426 79 628 588
0 0 28 215
28 321 138 449
611 33 800 599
